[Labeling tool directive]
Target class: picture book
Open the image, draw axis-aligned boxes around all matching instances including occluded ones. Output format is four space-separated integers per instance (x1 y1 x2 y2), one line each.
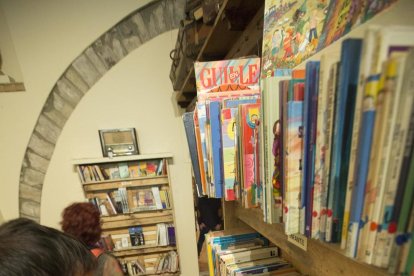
240 103 261 208
261 0 397 75
302 61 320 237
194 57 261 95
285 80 305 235
345 74 379 258
326 38 362 243
311 53 339 240
118 162 130 179
183 112 203 196
260 70 291 223
209 100 224 198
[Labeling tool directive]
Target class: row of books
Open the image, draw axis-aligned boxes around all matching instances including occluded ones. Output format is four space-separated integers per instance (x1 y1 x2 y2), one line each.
183 28 414 275
205 230 299 276
183 57 263 206
78 159 165 183
119 250 179 275
263 25 414 273
100 223 176 251
89 186 171 216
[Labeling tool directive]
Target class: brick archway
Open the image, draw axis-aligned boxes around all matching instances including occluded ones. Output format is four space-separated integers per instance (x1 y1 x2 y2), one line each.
19 0 184 221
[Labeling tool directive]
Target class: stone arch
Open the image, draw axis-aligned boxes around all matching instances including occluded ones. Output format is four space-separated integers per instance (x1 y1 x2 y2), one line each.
19 0 184 221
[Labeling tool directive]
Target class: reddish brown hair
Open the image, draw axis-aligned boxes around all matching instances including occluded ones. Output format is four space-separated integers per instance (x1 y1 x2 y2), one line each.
61 202 102 246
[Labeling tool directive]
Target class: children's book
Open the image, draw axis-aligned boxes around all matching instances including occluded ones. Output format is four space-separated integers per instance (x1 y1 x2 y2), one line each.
260 70 291 223
183 112 203 196
239 103 261 208
285 80 305 235
312 53 339 240
118 162 130 179
373 53 414 268
326 39 362 243
302 61 320 237
345 74 379 258
209 101 224 198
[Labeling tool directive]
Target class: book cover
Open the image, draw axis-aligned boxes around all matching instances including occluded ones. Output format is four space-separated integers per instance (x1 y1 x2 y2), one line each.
221 107 238 201
302 61 320 237
285 81 305 235
341 27 379 250
194 111 208 195
183 112 203 196
240 103 261 208
312 53 339 240
118 162 130 179
261 0 396 76
195 57 261 95
260 71 291 223
128 162 140 178
345 74 379 258
209 100 224 198
326 38 362 243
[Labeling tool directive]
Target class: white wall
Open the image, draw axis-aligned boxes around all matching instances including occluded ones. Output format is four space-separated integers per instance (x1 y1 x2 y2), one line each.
0 0 198 274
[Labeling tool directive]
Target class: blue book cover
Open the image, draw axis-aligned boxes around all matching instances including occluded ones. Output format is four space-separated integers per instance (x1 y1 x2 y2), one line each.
182 112 203 197
209 101 224 198
197 102 210 186
327 39 362 243
302 61 320 237
346 75 379 257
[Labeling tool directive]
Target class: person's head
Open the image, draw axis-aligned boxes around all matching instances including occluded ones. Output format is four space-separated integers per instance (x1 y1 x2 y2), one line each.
0 218 96 276
61 202 102 247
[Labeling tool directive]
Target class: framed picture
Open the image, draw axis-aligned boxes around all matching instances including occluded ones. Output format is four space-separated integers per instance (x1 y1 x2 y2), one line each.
99 128 139 157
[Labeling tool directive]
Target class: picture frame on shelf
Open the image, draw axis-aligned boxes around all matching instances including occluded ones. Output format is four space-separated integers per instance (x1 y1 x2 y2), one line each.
99 128 139 158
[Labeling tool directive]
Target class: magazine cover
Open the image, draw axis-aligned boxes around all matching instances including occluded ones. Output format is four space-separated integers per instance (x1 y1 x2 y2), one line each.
195 57 261 96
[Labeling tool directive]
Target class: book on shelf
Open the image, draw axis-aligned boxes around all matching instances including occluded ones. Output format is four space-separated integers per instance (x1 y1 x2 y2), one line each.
183 111 204 197
129 226 145 246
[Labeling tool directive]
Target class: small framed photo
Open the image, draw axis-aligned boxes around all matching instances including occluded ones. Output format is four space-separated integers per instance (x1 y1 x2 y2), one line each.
99 128 139 157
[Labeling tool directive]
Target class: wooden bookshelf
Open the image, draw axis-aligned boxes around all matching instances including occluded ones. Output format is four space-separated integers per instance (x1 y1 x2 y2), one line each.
73 154 180 275
174 0 265 110
230 203 390 276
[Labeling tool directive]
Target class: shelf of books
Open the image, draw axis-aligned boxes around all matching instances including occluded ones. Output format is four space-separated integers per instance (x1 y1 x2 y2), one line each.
182 0 414 275
73 154 180 275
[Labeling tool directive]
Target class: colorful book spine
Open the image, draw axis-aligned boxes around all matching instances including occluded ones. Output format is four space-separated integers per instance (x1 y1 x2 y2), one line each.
302 61 320 237
240 103 261 208
285 81 304 235
312 54 339 240
221 107 238 201
326 39 362 243
341 27 378 250
345 75 379 258
209 101 224 198
373 52 414 268
183 112 203 196
260 72 291 223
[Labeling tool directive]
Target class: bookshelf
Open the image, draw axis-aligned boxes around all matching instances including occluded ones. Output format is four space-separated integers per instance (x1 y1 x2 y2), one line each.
218 1 414 276
73 153 180 275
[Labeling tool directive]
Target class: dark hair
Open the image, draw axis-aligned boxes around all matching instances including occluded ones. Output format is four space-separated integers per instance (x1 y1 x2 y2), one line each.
0 218 96 276
61 202 102 246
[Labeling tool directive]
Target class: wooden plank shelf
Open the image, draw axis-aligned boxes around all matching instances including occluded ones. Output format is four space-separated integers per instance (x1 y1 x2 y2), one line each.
112 245 177 258
101 209 173 223
233 204 390 276
83 176 169 191
72 153 173 165
101 213 174 230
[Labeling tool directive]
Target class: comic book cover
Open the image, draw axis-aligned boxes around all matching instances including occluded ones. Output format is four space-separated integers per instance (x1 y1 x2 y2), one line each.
261 0 397 76
195 57 261 96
